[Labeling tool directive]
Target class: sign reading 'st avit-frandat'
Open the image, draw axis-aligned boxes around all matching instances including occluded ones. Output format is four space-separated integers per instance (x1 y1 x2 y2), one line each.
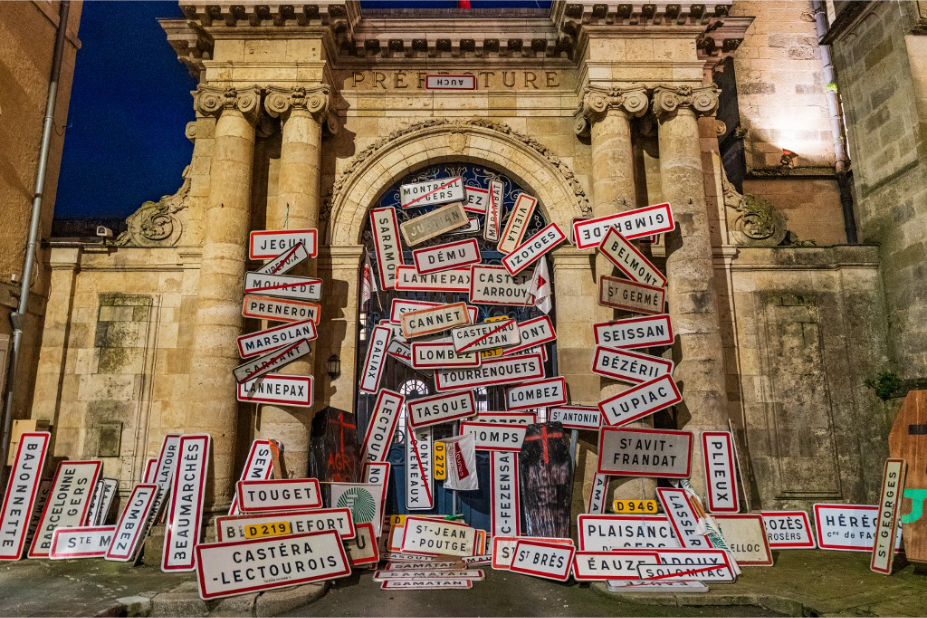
598 427 692 478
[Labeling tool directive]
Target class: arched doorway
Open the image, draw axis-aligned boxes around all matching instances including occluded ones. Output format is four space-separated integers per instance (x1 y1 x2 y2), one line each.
353 162 557 529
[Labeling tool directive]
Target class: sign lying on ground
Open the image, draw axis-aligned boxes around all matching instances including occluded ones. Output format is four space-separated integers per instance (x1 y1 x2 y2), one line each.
549 406 601 431
249 229 318 260
344 522 379 568
814 504 902 552
242 294 320 324
400 177 465 209
592 347 674 385
599 276 665 315
469 265 534 306
572 203 675 249
401 302 471 339
362 462 390 537
639 549 735 582
400 202 468 246
435 353 545 391
872 458 907 574
381 579 472 590
237 479 322 513
216 508 355 542
451 319 520 354
506 377 567 411
759 511 816 549
597 374 682 427
162 434 210 572
497 193 538 254
599 227 666 287
509 539 575 582
594 314 674 349
407 390 476 429
237 320 317 359
701 431 739 513
490 452 520 538
572 551 662 581
491 536 573 570
28 460 101 559
370 207 404 289
412 239 481 275
395 266 471 293
713 514 773 566
657 488 713 549
361 390 404 463
105 484 158 562
502 223 566 275
577 514 680 551
598 427 692 478
237 374 313 408
244 272 322 302
49 526 116 560
0 432 50 561
460 422 527 451
233 338 312 384
400 518 476 556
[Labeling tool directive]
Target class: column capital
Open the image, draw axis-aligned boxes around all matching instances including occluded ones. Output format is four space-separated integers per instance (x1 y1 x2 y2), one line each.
265 84 332 118
574 85 649 137
192 85 261 124
651 85 720 121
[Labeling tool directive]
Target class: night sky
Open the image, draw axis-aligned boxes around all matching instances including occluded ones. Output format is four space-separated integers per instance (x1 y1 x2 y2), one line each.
55 1 551 220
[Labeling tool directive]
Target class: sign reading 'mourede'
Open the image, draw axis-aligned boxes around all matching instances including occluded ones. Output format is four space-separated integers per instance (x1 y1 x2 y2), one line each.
244 272 322 302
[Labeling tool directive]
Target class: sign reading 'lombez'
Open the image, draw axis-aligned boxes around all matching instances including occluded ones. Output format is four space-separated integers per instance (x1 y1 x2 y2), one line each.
506 377 567 411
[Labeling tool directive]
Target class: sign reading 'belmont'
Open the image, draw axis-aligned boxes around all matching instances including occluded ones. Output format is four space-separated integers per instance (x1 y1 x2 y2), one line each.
503 316 556 356
435 353 545 391
599 227 667 287
572 203 675 250
578 514 680 551
598 427 692 478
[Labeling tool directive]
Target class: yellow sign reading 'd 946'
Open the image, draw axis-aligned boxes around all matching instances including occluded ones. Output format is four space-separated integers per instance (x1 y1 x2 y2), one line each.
244 521 292 539
434 442 447 480
612 500 658 514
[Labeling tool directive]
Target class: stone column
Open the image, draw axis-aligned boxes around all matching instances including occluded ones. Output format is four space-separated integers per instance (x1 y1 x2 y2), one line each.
256 86 333 477
652 85 729 491
575 86 655 500
187 85 261 510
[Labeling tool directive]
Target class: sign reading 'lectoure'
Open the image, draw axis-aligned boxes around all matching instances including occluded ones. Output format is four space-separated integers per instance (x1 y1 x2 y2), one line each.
598 427 692 478
361 390 404 463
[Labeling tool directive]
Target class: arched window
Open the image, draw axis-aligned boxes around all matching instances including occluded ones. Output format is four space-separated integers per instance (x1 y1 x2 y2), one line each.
394 378 429 445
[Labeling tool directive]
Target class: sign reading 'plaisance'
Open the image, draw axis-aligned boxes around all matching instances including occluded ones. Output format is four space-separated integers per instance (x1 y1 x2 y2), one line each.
578 514 680 551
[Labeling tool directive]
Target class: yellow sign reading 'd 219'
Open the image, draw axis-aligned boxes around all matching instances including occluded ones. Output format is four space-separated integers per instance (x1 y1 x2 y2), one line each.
243 521 292 539
612 499 658 514
434 442 447 480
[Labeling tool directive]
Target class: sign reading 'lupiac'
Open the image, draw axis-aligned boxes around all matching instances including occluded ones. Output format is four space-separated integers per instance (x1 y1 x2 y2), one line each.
598 374 682 427
572 202 675 250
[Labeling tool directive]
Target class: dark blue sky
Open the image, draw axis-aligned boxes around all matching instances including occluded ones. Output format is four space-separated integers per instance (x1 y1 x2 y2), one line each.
56 1 551 219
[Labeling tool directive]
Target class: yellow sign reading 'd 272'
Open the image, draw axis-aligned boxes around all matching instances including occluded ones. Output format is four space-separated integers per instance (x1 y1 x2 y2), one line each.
612 500 658 514
243 521 292 539
434 442 447 480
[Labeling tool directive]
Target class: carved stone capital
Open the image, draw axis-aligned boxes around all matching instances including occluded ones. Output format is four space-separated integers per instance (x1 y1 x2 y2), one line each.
574 85 649 136
264 85 332 122
193 85 262 124
651 85 720 120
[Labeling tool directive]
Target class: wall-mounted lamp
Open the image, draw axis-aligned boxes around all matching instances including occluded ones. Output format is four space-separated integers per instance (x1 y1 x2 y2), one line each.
326 354 341 380
780 149 797 168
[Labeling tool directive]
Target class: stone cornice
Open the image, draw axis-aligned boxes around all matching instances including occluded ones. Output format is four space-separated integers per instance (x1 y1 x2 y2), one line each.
193 85 262 123
651 85 720 119
574 85 649 136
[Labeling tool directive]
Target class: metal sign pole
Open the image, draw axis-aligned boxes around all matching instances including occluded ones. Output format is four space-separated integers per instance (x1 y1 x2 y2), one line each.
569 428 578 462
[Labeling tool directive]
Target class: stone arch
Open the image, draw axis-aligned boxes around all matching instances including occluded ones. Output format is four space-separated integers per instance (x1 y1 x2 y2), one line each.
326 119 591 246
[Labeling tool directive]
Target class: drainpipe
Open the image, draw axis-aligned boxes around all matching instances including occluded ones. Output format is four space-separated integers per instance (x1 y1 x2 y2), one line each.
811 0 858 244
0 0 71 485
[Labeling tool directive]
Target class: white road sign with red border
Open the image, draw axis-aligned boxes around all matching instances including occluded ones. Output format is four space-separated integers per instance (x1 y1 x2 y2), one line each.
0 432 49 561
28 460 101 559
701 431 739 513
370 207 404 290
162 434 210 571
249 229 318 259
598 374 682 427
506 377 567 411
572 203 675 250
237 479 323 513
502 223 566 275
593 314 674 349
361 390 405 463
412 239 481 275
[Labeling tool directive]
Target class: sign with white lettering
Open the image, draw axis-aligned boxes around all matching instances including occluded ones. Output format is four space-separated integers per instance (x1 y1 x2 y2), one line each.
594 314 674 350
238 479 322 513
370 207 404 290
256 242 309 276
401 518 476 557
599 227 666 287
550 406 602 431
401 302 471 339
468 265 535 306
401 202 469 246
425 74 477 90
501 223 566 275
588 473 608 514
598 427 692 478
648 549 735 582
592 347 674 385
460 422 527 451
572 550 662 581
449 217 480 235
406 428 434 511
599 276 665 315
506 377 567 411
572 203 675 250
814 504 901 552
510 539 575 581
395 266 472 293
498 193 538 254
195 530 351 600
501 316 556 356
244 272 322 302
249 229 318 260
491 452 521 538
162 435 210 571
463 186 488 214
105 484 158 562
435 353 545 392
872 458 907 574
759 511 815 549
657 488 712 549
451 319 520 354
381 579 472 590
359 326 391 394
400 177 465 209
361 390 404 463
478 412 537 425
701 432 739 513
237 320 317 359
0 432 49 561
713 514 772 566
412 239 481 275
233 338 312 384
344 522 379 567
373 569 483 581
408 390 476 429
578 514 680 551
412 340 480 369
237 374 313 408
484 180 503 242
49 525 116 560
28 460 101 559
242 294 320 324
598 374 682 427
216 508 355 543
491 536 573 570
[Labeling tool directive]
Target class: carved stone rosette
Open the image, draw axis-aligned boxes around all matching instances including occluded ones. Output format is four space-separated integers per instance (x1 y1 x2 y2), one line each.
651 85 721 120
192 85 262 123
574 85 649 136
264 85 338 135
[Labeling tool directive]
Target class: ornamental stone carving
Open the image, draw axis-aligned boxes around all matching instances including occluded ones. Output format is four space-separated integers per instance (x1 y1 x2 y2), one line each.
721 166 788 247
264 85 338 136
116 166 190 247
193 85 262 123
651 85 721 120
573 85 649 136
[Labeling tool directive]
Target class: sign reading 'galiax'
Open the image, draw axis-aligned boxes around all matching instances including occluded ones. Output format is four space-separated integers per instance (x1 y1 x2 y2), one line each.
598 427 692 478
370 207 404 289
401 202 469 246
408 390 476 429
0 432 49 561
435 353 545 391
598 374 682 427
249 229 318 260
359 326 390 394
599 227 666 287
401 302 471 339
401 518 476 556
237 374 313 408
572 203 675 250
497 193 538 254
599 276 665 315
502 223 567 275
594 314 674 350
401 177 465 209
412 239 481 275
237 479 323 513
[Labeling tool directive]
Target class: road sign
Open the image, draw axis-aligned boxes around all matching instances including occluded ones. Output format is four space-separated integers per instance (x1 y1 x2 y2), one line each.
433 441 447 480
362 462 390 537
592 347 674 385
105 484 158 562
242 294 320 324
484 180 503 242
373 569 483 581
593 314 674 349
233 338 312 384
578 514 680 551
491 452 521 538
401 302 471 339
588 472 608 514
506 377 567 411
237 374 313 408
497 193 538 254
451 319 520 354
872 458 907 574
759 511 816 549
657 488 713 549
449 217 480 234
701 432 739 513
599 227 666 287
361 390 404 463
344 522 379 567
460 422 527 451
549 406 602 431
381 579 472 590
469 265 535 306
598 374 682 426
216 508 355 542
256 242 309 276
406 428 434 511
491 536 573 570
463 186 489 214
408 390 477 429
613 500 658 515
572 202 675 249
151 433 181 522
87 478 118 526
359 326 391 394
162 435 210 572
400 202 469 246
502 222 566 275
510 539 575 582
390 299 478 324
412 340 480 369
237 320 317 359
435 352 544 392
237 479 323 513
28 460 101 559
49 526 115 559
648 549 736 582
814 504 901 552
572 550 662 581
478 412 537 425
0 432 49 561
400 177 465 209
249 229 318 259
412 239 481 275
387 338 414 367
370 207 404 290
195 530 351 600
713 514 773 566
425 74 477 90
244 272 322 302
502 316 556 356
599 276 665 315
395 266 471 293
401 517 476 556
598 427 692 478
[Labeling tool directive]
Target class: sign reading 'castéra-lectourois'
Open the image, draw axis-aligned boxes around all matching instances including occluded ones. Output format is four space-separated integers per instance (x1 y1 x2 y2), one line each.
400 177 465 209
401 202 469 246
572 202 675 250
370 207 404 290
598 427 692 478
0 432 49 561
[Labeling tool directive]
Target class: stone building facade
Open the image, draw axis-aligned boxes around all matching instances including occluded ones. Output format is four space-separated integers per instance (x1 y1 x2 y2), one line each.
28 1 902 515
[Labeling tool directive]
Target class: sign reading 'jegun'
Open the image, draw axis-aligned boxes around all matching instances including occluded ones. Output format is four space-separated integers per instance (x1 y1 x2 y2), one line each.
599 276 665 315
237 374 313 408
435 353 545 391
598 374 682 426
249 229 318 260
244 272 322 302
400 177 465 209
594 314 673 350
237 320 317 359
572 203 675 250
233 338 312 384
599 227 667 288
502 223 566 275
242 294 320 324
598 427 692 478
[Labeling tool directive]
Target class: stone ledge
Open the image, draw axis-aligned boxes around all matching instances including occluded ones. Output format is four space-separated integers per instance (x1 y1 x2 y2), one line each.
141 579 329 617
590 584 807 616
